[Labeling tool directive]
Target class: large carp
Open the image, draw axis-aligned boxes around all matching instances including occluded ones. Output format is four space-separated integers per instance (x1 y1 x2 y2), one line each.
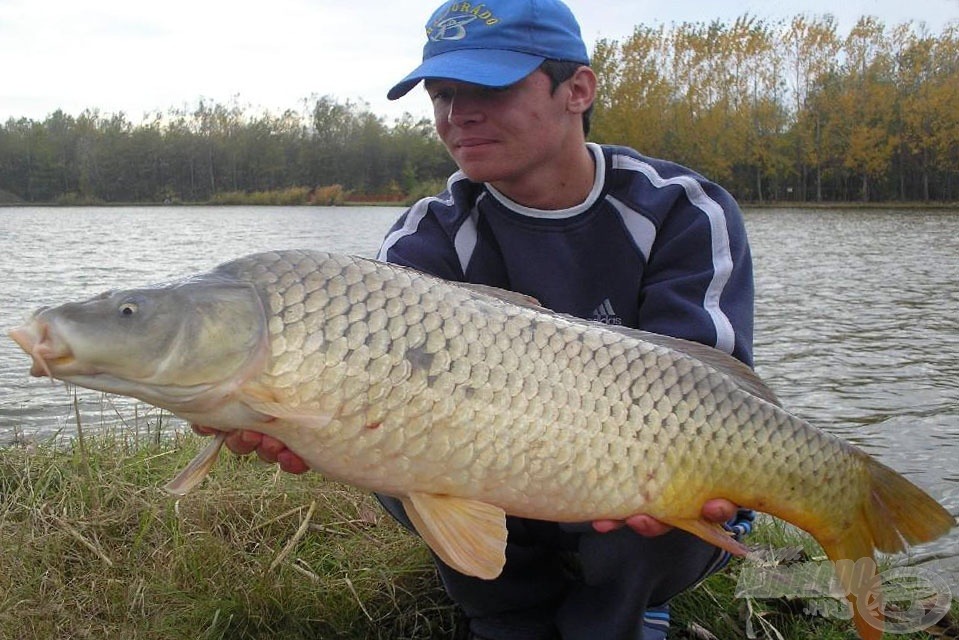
8 250 955 639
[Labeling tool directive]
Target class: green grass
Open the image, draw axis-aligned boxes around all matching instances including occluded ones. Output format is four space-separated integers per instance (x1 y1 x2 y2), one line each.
0 425 955 639
0 427 458 639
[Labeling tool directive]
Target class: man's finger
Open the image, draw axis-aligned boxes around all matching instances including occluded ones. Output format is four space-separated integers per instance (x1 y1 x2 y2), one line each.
592 519 625 534
277 450 310 475
592 515 672 537
192 424 217 437
623 514 672 537
225 430 262 456
702 498 737 523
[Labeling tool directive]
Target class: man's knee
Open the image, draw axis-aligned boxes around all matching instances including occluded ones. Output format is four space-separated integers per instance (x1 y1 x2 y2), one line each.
375 493 417 533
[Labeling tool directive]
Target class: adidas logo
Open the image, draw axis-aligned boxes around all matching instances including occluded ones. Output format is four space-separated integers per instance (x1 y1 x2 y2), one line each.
590 298 623 325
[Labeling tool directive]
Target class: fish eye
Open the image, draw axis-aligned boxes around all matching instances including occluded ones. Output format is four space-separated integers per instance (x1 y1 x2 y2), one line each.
118 301 139 316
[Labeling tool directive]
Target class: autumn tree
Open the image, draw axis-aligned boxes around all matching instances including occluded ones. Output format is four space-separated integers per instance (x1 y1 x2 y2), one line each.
2 16 956 204
782 15 840 201
591 25 672 157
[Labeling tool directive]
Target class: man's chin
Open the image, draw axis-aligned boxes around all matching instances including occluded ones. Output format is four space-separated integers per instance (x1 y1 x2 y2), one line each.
453 150 510 182
456 163 509 185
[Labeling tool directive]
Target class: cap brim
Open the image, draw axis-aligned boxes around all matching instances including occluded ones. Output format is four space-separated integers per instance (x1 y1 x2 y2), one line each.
387 49 545 100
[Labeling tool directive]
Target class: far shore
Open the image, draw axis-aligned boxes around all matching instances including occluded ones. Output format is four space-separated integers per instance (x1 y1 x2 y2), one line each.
2 200 958 210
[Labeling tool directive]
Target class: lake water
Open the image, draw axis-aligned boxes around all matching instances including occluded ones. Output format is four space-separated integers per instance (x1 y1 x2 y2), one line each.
0 205 400 436
2 205 958 590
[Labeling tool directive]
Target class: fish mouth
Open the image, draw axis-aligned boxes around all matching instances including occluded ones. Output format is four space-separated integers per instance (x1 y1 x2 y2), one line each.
8 320 77 379
9 319 226 407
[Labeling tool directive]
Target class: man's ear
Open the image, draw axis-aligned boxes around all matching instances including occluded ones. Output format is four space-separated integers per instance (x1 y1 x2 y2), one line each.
566 66 597 115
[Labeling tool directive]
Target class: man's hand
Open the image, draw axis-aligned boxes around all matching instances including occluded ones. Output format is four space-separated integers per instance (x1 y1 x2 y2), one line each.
592 498 738 537
191 426 309 474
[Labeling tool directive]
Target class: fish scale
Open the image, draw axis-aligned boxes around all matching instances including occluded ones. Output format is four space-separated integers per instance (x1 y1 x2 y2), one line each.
8 249 955 640
216 251 859 519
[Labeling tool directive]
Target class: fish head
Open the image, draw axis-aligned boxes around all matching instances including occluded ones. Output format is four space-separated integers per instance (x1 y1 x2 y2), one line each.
8 276 269 410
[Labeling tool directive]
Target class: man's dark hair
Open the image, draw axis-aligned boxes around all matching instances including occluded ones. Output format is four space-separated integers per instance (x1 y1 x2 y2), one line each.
539 59 593 136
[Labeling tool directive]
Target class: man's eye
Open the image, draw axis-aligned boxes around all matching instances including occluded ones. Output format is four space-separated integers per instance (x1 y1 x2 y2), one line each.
429 89 454 103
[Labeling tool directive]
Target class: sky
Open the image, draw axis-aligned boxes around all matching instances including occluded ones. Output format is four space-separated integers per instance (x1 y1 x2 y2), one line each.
1 0 956 126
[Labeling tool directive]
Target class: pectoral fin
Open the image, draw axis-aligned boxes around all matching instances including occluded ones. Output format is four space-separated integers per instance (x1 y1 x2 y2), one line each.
659 516 751 557
402 492 507 580
240 383 334 432
164 431 227 496
245 402 334 431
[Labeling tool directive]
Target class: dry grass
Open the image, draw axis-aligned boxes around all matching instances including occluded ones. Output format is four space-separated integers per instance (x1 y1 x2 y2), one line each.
0 428 459 639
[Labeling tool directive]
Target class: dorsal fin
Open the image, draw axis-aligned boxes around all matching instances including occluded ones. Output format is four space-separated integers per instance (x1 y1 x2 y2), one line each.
457 282 545 310
598 324 782 407
455 281 780 407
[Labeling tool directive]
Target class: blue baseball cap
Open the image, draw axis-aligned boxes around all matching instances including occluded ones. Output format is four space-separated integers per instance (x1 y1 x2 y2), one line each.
387 0 590 100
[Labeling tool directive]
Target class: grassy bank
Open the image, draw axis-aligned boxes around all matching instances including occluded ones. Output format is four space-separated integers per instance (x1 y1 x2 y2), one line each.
0 428 456 639
1 428 955 639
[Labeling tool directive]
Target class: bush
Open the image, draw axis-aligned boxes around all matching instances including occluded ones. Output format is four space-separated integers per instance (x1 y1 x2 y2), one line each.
207 187 313 206
308 184 346 206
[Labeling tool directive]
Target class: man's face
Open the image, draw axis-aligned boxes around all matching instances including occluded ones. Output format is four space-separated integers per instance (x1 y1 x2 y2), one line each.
425 70 578 190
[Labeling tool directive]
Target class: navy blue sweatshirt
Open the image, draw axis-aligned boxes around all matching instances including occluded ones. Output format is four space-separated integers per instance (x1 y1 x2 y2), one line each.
378 143 754 366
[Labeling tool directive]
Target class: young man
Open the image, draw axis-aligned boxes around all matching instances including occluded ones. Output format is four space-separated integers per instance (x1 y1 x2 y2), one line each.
201 1 755 637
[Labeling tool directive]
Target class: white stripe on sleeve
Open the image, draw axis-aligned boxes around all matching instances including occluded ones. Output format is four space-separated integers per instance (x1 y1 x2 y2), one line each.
612 155 737 355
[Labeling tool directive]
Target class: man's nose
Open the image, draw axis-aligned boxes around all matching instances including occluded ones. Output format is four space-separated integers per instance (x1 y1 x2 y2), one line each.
447 93 484 126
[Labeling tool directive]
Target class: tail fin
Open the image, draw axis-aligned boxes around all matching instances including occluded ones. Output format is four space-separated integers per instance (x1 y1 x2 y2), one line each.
862 456 955 552
822 534 884 640
820 455 955 640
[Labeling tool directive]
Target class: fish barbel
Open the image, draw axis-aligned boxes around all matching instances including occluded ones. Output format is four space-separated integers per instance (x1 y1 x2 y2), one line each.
8 250 955 639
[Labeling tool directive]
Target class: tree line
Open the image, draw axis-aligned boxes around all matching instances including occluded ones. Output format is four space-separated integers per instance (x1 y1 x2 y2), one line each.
1 15 956 205
591 16 958 202
0 97 455 205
